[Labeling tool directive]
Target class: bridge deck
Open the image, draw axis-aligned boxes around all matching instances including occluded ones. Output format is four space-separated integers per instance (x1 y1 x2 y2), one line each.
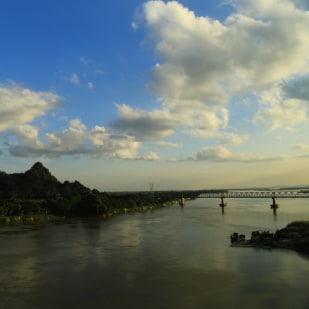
199 192 309 199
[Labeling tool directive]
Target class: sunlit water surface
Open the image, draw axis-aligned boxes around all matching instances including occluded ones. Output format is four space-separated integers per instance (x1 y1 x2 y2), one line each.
1 198 309 309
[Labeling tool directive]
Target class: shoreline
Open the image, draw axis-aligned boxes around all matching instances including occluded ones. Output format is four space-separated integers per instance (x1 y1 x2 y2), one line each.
0 200 181 225
0 214 66 225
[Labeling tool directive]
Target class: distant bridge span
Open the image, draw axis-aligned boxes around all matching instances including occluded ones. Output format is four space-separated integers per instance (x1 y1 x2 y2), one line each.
199 191 309 199
198 191 309 209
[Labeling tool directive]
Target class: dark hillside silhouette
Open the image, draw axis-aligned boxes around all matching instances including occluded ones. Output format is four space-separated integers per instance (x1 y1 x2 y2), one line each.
0 162 198 219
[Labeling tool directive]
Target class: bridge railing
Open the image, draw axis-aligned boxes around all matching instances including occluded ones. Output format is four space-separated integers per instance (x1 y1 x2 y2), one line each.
199 191 309 198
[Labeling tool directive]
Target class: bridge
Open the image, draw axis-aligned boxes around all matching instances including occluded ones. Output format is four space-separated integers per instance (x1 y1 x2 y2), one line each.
198 190 309 209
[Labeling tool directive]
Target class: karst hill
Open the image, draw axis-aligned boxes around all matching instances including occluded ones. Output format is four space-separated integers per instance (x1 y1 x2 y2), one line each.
0 162 197 219
0 162 90 200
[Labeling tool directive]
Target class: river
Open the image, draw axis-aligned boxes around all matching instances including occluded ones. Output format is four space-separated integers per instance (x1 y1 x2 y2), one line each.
1 198 309 309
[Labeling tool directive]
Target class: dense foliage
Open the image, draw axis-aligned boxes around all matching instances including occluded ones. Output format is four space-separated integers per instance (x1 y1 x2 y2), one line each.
0 162 199 220
274 220 309 254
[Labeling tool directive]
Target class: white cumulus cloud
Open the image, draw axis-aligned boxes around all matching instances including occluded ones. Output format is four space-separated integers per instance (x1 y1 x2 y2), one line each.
137 151 160 161
153 141 183 148
295 143 309 151
0 84 61 132
111 104 177 140
191 145 286 162
129 0 309 140
7 120 142 159
254 85 308 130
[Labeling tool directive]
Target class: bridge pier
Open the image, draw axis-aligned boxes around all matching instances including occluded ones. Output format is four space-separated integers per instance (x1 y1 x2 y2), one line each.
270 197 279 209
220 196 227 207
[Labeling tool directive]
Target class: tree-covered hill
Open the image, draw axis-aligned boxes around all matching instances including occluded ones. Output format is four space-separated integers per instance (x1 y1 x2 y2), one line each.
0 162 59 199
0 162 198 220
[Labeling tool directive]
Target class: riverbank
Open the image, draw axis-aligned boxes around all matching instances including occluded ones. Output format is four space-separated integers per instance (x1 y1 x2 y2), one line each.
0 199 182 225
0 214 65 224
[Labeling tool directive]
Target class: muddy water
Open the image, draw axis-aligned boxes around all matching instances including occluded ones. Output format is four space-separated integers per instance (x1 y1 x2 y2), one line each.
1 198 309 308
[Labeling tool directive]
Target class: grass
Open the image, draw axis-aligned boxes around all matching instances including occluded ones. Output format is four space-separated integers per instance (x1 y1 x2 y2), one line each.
0 214 64 224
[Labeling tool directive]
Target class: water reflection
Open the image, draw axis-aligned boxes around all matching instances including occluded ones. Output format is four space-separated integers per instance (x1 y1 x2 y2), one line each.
272 205 277 218
0 199 309 308
221 205 225 215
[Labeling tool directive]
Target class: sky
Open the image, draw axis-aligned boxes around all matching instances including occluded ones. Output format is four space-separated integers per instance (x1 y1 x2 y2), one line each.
1 0 309 191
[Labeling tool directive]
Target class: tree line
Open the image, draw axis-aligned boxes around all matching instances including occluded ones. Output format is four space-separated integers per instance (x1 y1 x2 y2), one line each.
0 162 199 218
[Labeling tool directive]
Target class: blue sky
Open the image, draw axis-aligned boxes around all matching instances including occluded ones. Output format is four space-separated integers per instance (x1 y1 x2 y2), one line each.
1 0 309 191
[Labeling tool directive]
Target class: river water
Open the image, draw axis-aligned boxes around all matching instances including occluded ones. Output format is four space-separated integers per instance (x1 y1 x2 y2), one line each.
1 198 309 309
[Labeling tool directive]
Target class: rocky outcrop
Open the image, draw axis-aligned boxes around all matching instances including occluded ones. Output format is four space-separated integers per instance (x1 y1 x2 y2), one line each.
231 220 309 254
273 220 309 254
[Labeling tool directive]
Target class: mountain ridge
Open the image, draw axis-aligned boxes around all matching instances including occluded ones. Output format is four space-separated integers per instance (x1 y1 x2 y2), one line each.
0 162 197 219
